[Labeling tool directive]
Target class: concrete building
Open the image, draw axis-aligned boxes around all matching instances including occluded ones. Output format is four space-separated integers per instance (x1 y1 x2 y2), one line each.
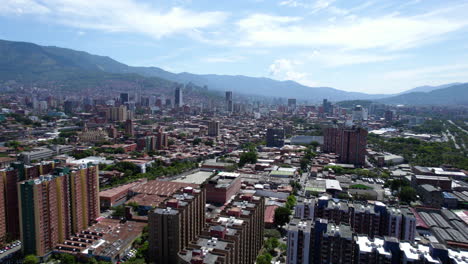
175 86 183 108
18 173 71 256
287 218 313 264
266 128 285 148
208 121 220 137
323 126 368 166
206 172 241 204
148 186 206 264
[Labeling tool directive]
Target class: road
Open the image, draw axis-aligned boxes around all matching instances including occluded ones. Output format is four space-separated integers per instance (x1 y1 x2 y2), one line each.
448 120 468 134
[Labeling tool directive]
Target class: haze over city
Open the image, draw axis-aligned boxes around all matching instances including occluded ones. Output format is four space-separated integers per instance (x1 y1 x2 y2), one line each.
2 0 468 93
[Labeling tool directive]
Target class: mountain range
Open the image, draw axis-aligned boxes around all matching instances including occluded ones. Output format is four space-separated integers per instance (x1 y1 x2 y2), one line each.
0 39 467 105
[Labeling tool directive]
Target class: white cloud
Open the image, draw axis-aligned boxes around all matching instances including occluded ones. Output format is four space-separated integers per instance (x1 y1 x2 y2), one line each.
236 10 468 51
0 0 227 39
269 59 317 86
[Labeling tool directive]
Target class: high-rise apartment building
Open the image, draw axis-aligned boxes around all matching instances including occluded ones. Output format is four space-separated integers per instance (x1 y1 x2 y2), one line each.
0 162 56 240
125 118 134 137
18 174 71 256
208 120 220 137
287 219 313 264
179 193 265 264
175 86 183 108
148 186 206 264
0 174 5 245
69 165 100 234
323 126 368 166
298 197 416 241
108 105 128 122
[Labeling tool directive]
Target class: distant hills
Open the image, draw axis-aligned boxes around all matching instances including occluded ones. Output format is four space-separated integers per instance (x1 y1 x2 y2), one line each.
0 39 387 101
378 83 468 105
397 83 462 94
0 39 466 105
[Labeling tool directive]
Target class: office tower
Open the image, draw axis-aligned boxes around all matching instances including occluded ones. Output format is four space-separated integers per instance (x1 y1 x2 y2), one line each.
18 174 71 256
120 93 129 104
323 126 368 166
69 165 100 234
322 99 333 114
225 91 233 112
352 105 368 122
287 219 313 264
208 120 220 137
175 86 183 108
288 98 297 111
64 100 74 114
125 119 134 137
384 110 394 122
148 186 206 264
266 128 285 148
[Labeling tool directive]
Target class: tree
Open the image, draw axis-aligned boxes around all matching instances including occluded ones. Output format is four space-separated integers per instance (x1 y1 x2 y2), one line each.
193 138 202 145
274 207 291 227
265 237 280 255
23 255 39 264
239 151 258 167
285 195 297 210
256 253 273 264
264 229 281 238
399 186 417 203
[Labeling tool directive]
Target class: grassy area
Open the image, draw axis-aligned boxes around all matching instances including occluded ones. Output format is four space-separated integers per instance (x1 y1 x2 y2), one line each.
349 184 373 190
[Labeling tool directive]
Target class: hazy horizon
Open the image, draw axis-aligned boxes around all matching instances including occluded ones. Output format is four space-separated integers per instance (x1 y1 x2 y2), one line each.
1 0 468 94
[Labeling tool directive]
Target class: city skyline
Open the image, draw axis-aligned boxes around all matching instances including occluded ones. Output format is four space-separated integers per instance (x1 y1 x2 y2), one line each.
1 0 468 94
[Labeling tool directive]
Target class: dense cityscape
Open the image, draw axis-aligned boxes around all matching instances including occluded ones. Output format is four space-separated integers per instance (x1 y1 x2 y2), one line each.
1 1 468 264
0 82 467 264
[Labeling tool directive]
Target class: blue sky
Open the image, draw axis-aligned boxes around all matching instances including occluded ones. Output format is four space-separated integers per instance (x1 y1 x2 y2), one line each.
1 0 468 94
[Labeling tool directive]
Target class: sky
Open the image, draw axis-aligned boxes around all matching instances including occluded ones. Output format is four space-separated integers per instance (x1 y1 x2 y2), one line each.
1 0 468 94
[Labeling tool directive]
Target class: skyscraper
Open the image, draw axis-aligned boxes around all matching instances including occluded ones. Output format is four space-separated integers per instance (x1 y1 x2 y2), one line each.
288 98 297 111
120 93 129 104
225 91 233 112
175 86 183 108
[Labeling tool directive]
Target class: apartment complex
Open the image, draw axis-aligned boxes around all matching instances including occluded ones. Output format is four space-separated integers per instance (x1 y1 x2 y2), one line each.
178 193 265 264
14 164 99 256
148 186 206 264
323 126 368 166
287 218 465 264
301 197 416 241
